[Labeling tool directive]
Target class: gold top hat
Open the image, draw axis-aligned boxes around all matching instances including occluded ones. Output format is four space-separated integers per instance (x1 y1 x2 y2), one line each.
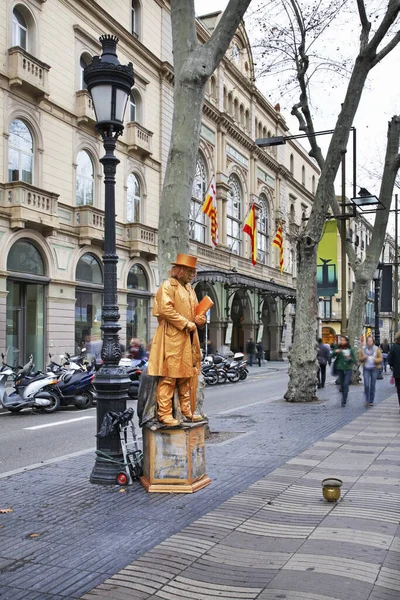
171 253 197 269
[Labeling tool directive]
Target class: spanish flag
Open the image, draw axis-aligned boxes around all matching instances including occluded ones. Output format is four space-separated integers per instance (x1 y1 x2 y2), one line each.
201 176 218 246
243 203 257 265
272 221 284 272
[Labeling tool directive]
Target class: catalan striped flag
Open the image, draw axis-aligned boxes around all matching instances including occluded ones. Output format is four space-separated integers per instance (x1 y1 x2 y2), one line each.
272 221 284 272
243 203 257 266
201 176 218 246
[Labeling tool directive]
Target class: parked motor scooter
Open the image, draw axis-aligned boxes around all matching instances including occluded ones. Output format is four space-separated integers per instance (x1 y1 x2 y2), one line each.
0 354 60 413
42 354 96 410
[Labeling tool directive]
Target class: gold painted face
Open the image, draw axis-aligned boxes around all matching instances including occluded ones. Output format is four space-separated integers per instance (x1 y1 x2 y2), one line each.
183 268 196 283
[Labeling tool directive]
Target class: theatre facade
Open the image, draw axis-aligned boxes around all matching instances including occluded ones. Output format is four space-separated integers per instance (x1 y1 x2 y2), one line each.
0 1 318 369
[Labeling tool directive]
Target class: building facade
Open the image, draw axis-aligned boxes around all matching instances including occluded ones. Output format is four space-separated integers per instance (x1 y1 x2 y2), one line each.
0 1 319 369
319 214 397 345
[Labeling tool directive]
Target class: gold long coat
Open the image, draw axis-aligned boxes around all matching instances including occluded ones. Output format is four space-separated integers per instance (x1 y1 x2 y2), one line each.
147 278 201 378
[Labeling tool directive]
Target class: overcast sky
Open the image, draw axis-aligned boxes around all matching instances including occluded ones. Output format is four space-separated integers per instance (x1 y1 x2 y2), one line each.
195 0 400 233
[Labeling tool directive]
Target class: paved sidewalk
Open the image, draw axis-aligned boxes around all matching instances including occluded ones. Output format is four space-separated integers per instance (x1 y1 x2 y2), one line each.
0 378 397 599
82 396 400 600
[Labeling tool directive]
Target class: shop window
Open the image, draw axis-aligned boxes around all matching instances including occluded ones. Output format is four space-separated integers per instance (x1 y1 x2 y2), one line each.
75 254 103 358
127 264 150 348
7 240 46 369
76 150 94 206
227 174 242 254
190 153 207 243
126 173 141 222
8 119 34 184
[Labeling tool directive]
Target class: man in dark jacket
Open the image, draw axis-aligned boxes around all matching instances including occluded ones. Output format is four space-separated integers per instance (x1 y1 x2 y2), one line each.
388 332 400 411
317 338 331 389
246 338 255 366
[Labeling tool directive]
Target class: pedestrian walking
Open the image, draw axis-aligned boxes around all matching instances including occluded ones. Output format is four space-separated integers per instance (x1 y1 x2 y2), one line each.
256 342 264 367
317 338 330 389
380 338 390 373
358 336 382 407
388 332 400 413
246 338 255 367
332 335 356 407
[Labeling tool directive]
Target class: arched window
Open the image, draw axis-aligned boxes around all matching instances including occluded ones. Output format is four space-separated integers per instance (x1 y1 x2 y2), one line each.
127 264 150 347
258 122 262 139
302 165 306 186
227 175 242 254
126 173 141 223
245 109 250 131
210 76 216 99
234 99 239 121
76 253 102 284
76 150 94 206
228 92 233 114
7 240 46 369
79 53 91 90
290 154 294 175
12 7 28 49
131 0 141 37
8 239 44 275
312 175 316 194
262 126 267 138
257 194 269 265
223 86 227 111
239 104 244 125
129 89 142 123
8 119 34 184
190 154 207 243
75 254 103 358
289 248 295 275
290 204 295 224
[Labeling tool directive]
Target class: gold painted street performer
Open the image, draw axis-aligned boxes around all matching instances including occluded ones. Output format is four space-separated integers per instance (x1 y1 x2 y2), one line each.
147 254 210 427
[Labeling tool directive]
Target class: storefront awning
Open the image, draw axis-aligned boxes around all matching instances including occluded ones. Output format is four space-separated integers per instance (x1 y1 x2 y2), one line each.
195 266 296 301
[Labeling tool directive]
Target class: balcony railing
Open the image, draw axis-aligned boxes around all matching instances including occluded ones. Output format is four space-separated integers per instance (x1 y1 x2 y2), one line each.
8 47 50 99
126 122 153 157
75 90 96 125
74 205 105 246
125 223 158 260
0 181 59 234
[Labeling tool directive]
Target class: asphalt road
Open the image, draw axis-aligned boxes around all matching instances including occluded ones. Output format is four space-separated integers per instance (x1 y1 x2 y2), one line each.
0 364 291 475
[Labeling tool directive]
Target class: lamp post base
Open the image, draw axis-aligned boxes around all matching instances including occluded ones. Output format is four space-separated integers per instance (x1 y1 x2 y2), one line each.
90 365 130 486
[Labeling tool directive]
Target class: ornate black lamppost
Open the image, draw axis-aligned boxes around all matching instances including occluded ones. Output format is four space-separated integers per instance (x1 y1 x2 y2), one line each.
84 35 134 484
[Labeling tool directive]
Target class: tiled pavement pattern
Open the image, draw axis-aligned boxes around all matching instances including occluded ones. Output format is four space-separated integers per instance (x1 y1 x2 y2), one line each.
82 396 400 600
0 379 397 599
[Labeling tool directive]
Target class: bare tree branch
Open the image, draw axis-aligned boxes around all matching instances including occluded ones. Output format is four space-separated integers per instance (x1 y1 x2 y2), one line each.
372 30 400 66
363 0 400 57
356 0 371 48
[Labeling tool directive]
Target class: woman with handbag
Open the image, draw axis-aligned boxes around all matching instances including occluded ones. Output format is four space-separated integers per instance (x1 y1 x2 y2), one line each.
358 336 382 407
333 336 356 407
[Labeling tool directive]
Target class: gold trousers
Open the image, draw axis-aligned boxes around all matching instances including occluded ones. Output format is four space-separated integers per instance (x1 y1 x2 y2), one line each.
157 376 192 420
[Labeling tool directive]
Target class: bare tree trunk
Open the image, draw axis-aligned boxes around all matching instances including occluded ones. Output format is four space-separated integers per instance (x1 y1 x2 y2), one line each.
158 80 205 279
285 240 319 402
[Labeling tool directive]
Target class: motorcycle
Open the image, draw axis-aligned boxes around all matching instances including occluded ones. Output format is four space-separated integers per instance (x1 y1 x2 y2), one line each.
0 354 60 413
213 355 241 383
230 352 248 380
201 359 219 386
42 354 96 410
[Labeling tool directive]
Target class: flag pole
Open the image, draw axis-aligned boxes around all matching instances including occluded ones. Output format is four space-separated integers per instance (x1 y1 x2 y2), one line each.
227 204 254 252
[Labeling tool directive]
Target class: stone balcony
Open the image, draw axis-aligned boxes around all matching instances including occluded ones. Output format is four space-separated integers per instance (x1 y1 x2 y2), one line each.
126 122 153 157
0 181 59 235
75 90 96 125
8 47 50 99
73 205 106 246
124 223 157 260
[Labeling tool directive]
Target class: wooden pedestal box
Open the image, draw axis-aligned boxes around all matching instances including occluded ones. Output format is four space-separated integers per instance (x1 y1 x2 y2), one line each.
140 422 211 493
